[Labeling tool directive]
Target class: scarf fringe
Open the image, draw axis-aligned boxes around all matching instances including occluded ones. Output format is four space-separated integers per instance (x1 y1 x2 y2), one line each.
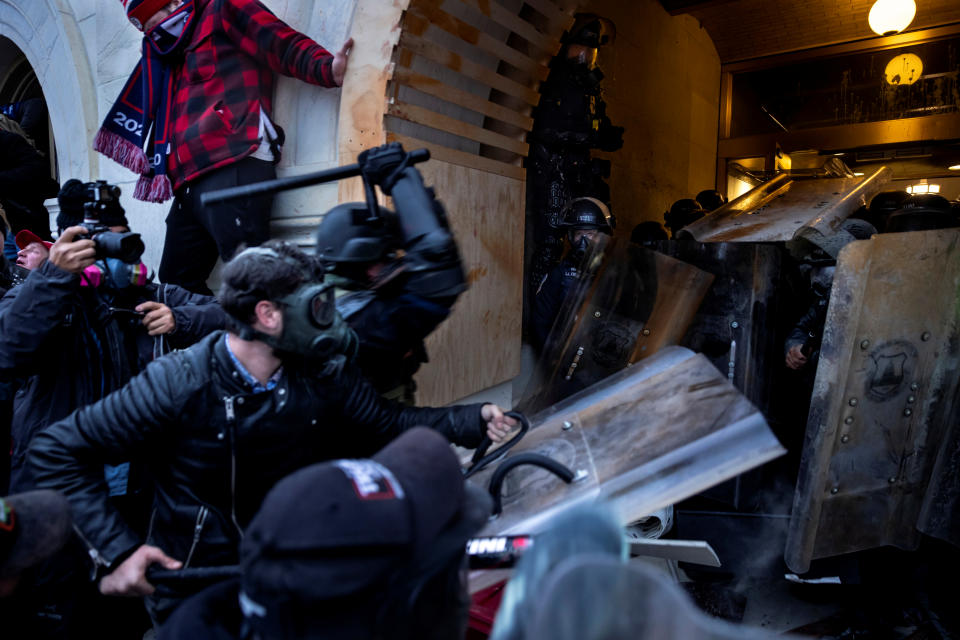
133 174 174 203
93 129 150 175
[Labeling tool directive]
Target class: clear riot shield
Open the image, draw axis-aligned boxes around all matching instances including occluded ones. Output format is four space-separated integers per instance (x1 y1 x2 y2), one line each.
521 240 714 413
468 346 785 541
785 229 960 573
659 241 784 416
679 167 891 245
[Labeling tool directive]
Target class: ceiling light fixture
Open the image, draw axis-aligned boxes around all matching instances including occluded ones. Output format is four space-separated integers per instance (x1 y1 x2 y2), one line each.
868 0 916 37
885 53 923 85
906 179 940 194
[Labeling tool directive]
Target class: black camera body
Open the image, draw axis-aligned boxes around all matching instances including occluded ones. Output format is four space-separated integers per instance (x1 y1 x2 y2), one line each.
80 180 145 263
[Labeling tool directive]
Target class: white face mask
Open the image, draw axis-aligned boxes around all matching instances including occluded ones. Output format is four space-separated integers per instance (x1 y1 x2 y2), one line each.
157 10 188 38
148 8 191 53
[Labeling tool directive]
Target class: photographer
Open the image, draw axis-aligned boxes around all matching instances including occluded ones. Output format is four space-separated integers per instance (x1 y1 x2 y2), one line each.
29 240 516 627
0 180 225 636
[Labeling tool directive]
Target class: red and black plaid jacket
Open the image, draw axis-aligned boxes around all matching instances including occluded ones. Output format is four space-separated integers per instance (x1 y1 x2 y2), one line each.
170 0 336 190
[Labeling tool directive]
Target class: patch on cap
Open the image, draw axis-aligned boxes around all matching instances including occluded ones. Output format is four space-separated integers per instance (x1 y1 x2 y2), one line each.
334 460 405 501
128 16 143 29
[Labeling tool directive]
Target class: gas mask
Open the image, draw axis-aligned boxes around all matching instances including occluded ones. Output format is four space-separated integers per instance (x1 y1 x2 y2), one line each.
568 229 595 263
103 258 147 289
230 248 359 362
269 281 359 361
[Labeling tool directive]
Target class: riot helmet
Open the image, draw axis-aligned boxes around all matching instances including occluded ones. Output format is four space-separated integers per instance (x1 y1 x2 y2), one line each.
695 189 726 212
630 221 668 248
561 14 615 71
315 202 400 286
886 193 958 233
560 197 614 261
866 190 909 231
663 198 706 237
221 243 358 361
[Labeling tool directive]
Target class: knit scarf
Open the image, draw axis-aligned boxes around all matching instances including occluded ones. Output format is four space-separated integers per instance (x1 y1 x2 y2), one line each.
94 2 197 203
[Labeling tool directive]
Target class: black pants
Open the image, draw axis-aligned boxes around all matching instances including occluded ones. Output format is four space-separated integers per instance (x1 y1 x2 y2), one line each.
158 158 276 295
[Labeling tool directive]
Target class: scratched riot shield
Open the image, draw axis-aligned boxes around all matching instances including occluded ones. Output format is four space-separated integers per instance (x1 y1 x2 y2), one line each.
658 241 784 417
680 167 891 247
785 229 960 573
468 347 785 549
521 240 714 413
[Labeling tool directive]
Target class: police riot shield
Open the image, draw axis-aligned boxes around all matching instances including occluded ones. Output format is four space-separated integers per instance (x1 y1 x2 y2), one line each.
785 229 960 573
679 167 891 245
522 241 714 413
660 241 784 417
469 347 785 544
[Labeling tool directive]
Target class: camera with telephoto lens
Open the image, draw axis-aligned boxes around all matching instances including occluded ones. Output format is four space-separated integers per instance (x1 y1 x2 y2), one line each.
80 181 145 263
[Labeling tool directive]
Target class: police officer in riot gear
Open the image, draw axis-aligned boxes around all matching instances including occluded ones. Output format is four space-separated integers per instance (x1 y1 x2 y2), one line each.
315 144 467 404
531 197 614 352
885 193 959 232
695 189 726 213
526 14 623 307
663 198 706 238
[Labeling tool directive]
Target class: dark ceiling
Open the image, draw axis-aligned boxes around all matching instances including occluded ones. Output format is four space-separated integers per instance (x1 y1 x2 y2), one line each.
660 0 960 63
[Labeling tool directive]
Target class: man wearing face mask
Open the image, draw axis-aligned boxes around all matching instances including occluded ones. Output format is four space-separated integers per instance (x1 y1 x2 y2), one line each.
97 0 354 295
28 240 517 627
530 197 614 353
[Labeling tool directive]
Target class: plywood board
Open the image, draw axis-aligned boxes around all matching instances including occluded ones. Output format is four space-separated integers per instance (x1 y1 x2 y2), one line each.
336 0 410 203
413 161 524 405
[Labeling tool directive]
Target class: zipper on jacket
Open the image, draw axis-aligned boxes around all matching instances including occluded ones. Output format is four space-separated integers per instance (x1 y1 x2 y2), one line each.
72 524 109 581
224 396 244 539
182 505 209 568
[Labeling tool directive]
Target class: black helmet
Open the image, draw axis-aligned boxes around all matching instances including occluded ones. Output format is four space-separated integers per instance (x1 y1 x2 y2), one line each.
866 190 909 231
695 189 726 212
563 14 616 48
663 198 705 235
314 203 398 266
630 221 668 247
560 197 615 234
886 193 958 233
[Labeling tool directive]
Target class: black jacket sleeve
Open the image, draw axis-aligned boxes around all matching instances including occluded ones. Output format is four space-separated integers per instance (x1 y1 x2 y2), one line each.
28 353 195 567
154 283 227 346
0 260 78 377
333 360 488 449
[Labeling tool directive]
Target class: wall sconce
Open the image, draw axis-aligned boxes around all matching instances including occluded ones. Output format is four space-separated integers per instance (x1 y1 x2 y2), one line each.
868 0 916 36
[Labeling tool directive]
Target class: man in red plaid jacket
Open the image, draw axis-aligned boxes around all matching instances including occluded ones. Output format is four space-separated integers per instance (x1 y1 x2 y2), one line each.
111 0 352 295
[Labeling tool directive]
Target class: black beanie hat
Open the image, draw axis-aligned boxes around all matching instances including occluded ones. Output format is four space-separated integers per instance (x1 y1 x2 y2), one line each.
57 179 129 231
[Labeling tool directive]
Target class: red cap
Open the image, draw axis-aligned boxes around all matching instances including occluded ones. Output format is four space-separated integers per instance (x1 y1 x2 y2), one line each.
122 0 174 30
15 230 53 251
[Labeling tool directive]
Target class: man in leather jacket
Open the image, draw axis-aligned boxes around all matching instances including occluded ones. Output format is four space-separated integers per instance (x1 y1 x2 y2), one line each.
29 240 514 625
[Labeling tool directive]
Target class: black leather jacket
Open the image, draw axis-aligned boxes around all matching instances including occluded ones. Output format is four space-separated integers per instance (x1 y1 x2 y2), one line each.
29 331 486 571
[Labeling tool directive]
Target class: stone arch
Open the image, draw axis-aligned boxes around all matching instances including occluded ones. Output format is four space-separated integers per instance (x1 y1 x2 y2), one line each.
0 0 99 181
